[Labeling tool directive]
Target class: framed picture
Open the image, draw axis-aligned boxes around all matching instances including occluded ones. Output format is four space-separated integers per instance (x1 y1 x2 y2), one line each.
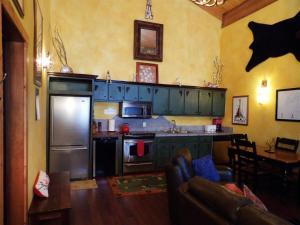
134 20 163 62
136 62 158 84
276 88 300 122
35 88 40 121
12 0 24 18
34 0 43 87
232 96 249 125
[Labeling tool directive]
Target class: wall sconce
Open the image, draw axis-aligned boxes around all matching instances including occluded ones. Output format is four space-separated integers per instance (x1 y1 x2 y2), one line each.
257 79 269 104
42 52 52 70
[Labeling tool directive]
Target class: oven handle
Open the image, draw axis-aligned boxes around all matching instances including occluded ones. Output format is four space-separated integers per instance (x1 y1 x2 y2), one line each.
123 140 154 144
124 162 153 167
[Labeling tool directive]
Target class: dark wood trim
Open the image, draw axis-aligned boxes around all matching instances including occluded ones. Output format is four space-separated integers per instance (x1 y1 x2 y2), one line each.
47 72 98 80
11 0 24 18
222 0 278 28
1 0 29 42
0 5 3 225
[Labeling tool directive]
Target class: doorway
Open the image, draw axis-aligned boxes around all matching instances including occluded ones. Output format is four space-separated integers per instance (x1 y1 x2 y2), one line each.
1 3 28 225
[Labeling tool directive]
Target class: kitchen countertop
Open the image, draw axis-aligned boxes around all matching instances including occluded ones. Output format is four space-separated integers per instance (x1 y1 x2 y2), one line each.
93 131 232 138
93 131 122 139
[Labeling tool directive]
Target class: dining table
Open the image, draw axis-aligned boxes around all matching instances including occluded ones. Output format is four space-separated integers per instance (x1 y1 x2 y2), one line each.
229 145 300 200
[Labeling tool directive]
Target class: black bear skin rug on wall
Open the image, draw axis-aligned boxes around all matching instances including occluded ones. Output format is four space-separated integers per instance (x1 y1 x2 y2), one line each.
246 11 300 72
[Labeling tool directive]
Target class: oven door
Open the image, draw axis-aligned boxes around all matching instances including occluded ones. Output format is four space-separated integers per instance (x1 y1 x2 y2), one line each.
123 139 154 163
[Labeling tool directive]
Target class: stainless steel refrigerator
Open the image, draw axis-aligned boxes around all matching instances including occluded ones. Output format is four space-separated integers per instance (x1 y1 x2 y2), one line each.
49 96 91 179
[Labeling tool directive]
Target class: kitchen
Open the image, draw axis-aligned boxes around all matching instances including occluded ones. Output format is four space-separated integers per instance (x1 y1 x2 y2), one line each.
47 72 232 179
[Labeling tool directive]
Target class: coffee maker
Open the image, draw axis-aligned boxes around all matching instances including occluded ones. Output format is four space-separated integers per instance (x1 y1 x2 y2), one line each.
212 118 222 132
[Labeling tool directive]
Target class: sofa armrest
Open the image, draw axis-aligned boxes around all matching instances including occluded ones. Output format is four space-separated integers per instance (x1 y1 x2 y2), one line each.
216 165 233 182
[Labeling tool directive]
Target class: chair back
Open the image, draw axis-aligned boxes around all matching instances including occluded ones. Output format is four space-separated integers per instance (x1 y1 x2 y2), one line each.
275 137 299 152
235 139 257 162
231 134 248 146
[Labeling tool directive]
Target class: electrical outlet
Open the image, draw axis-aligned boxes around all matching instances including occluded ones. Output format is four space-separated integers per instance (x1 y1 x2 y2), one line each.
142 122 147 128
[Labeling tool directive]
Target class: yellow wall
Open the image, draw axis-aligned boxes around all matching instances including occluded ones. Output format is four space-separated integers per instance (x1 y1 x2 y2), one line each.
8 0 50 205
50 0 221 126
221 0 300 146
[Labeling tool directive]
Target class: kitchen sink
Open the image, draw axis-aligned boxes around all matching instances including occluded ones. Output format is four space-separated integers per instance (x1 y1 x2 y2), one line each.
162 130 193 134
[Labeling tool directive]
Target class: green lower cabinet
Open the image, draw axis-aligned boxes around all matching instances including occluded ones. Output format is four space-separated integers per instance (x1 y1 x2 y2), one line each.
156 143 171 170
154 136 213 170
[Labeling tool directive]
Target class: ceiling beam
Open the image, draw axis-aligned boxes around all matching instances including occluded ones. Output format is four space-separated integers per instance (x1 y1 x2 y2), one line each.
222 0 278 28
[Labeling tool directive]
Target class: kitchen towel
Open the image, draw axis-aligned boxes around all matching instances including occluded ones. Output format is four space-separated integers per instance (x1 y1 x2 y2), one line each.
137 140 145 157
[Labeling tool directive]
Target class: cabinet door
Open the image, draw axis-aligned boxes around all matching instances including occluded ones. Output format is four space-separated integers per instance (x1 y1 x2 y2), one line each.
156 143 171 170
212 91 226 117
169 88 185 115
108 83 124 102
153 87 169 115
94 81 108 101
185 142 199 159
199 90 212 116
139 85 153 102
184 89 199 115
124 84 138 101
198 141 212 158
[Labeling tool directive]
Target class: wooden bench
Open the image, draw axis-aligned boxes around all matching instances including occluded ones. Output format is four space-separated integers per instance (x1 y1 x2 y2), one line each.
28 172 71 225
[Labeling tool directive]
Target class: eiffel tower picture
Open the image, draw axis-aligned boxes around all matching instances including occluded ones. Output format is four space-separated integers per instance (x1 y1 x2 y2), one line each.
232 96 248 125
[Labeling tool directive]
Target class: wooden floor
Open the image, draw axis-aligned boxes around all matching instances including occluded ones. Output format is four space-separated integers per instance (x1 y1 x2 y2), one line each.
70 178 171 225
70 178 300 225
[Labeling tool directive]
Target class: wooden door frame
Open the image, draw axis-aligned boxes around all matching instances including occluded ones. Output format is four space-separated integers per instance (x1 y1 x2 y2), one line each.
0 0 29 225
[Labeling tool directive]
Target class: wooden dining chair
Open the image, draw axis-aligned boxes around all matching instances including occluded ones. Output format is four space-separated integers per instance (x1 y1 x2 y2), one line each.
275 137 299 152
235 139 270 192
228 134 248 177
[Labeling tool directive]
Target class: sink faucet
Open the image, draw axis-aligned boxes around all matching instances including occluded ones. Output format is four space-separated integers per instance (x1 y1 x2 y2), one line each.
171 120 177 132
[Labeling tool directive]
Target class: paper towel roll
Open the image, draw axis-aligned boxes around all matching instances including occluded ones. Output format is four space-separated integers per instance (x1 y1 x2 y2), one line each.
108 119 115 132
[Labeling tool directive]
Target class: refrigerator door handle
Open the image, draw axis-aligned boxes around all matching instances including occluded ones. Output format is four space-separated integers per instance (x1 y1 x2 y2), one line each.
50 146 88 151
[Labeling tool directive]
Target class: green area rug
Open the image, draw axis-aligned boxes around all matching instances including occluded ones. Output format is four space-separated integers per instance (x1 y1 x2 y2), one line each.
108 173 166 197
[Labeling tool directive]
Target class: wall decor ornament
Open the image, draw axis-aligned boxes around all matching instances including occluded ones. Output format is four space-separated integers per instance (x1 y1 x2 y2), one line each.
51 26 73 73
232 96 249 125
145 0 153 20
246 11 300 72
136 62 158 84
12 0 24 18
212 56 223 87
134 20 163 62
34 0 43 87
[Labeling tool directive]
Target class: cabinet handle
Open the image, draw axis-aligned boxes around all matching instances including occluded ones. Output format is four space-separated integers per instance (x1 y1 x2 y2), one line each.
208 92 211 97
186 91 189 96
147 88 151 94
179 90 183 96
95 85 99 91
126 87 130 92
155 89 158 94
118 86 122 92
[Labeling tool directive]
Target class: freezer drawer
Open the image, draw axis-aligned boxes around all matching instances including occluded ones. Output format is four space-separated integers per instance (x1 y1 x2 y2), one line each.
49 147 89 179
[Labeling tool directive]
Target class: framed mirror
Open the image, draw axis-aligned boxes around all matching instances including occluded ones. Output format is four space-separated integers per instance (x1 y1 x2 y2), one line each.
134 20 163 62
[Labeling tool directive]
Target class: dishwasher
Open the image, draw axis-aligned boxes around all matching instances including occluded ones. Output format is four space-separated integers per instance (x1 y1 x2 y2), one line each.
93 137 118 177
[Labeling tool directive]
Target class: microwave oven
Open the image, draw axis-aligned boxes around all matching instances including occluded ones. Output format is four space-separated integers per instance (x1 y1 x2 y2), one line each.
120 101 152 118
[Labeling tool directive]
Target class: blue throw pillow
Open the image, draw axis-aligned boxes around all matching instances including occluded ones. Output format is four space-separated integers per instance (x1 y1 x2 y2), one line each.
192 155 220 182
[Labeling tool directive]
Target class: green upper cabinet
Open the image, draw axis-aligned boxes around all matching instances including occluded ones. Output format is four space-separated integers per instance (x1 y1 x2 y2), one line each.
153 87 169 115
184 89 199 115
94 81 108 101
124 84 138 101
212 90 226 117
199 90 212 116
108 83 124 102
138 85 153 102
169 88 185 115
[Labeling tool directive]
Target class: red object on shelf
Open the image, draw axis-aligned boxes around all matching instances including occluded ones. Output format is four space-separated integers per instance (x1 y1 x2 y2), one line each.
121 123 129 134
137 140 145 157
212 118 223 132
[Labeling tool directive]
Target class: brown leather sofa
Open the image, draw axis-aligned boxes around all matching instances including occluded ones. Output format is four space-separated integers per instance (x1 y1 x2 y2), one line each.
165 155 293 225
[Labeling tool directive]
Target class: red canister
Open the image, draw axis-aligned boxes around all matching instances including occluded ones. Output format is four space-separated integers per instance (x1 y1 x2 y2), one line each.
121 123 129 134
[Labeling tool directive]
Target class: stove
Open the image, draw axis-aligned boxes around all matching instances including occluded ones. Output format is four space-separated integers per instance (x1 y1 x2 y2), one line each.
122 131 155 174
